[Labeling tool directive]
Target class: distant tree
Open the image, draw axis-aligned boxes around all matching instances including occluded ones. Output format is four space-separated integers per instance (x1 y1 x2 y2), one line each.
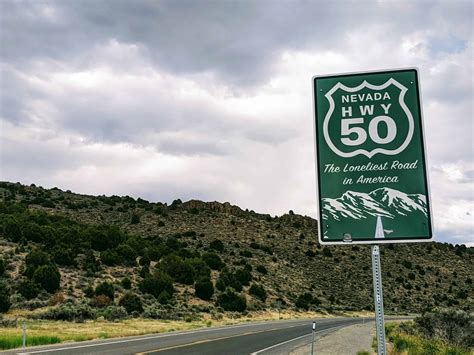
0 284 11 313
24 250 51 278
18 279 41 300
91 295 112 308
209 239 225 252
32 264 61 293
160 255 194 285
121 277 132 290
249 284 267 302
296 293 313 310
239 250 252 258
95 282 115 300
52 247 76 266
0 258 5 276
195 279 214 301
188 258 211 280
22 222 44 243
234 268 252 286
119 292 143 314
82 250 100 274
88 225 125 251
100 250 121 266
131 213 140 225
139 271 174 299
322 247 333 257
256 265 268 275
217 288 247 312
202 252 224 270
84 286 94 298
2 216 22 242
116 244 138 266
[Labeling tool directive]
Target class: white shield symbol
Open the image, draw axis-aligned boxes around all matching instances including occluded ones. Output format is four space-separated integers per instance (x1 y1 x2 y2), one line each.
323 78 414 158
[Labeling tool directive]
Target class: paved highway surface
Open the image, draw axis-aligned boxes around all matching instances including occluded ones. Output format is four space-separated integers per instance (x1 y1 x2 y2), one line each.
3 317 368 355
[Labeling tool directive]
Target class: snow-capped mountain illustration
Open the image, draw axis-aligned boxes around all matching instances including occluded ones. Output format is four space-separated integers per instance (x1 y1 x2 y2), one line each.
322 187 427 221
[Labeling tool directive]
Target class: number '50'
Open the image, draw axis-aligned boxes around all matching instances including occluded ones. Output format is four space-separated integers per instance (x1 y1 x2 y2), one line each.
341 116 397 146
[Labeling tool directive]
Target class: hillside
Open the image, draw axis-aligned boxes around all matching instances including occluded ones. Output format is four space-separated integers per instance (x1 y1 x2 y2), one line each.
0 181 472 321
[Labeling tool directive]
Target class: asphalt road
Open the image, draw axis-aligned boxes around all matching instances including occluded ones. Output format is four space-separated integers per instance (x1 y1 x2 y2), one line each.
3 317 366 355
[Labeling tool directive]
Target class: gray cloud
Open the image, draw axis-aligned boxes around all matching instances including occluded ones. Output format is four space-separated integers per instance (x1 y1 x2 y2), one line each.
1 0 473 245
2 0 471 87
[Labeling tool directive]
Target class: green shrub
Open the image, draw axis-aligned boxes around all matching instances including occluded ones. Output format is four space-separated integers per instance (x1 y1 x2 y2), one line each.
116 244 137 266
0 285 11 313
100 250 120 266
256 265 268 274
131 213 140 224
295 292 313 310
217 288 246 312
160 255 194 285
415 309 473 348
0 259 5 276
195 279 214 301
139 271 174 299
202 252 224 270
99 305 128 321
88 225 125 252
44 302 96 321
322 247 332 257
121 277 132 290
82 250 100 274
189 258 211 280
209 239 224 252
32 264 61 293
18 280 41 300
119 293 143 314
249 284 267 302
22 222 44 243
139 254 151 267
1 216 23 242
216 269 242 292
91 295 112 308
24 250 51 278
240 250 252 258
234 268 252 286
84 286 94 298
51 247 76 266
157 291 172 304
95 282 115 300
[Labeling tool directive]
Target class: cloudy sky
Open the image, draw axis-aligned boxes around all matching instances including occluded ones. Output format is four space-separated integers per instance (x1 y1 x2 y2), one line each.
0 0 472 245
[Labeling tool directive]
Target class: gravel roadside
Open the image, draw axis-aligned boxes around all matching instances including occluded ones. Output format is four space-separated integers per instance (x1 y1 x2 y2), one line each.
288 321 376 355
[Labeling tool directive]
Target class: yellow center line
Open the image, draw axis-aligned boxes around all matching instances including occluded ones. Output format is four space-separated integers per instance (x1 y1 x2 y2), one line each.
135 325 298 354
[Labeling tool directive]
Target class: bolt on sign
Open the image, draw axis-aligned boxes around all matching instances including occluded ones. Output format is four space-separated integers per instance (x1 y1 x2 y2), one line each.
313 68 433 244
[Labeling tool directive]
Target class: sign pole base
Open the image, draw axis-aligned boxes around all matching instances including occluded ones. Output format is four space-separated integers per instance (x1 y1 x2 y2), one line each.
372 245 386 355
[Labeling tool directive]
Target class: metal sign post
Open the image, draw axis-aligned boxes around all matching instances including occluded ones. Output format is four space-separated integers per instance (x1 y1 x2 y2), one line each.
372 245 386 355
311 321 316 355
312 68 432 353
22 321 27 349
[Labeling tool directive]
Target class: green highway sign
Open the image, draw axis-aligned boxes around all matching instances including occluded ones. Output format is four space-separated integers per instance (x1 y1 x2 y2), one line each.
313 68 433 244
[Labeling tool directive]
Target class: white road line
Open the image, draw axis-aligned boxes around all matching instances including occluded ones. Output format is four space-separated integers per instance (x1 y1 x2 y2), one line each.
15 320 310 354
250 325 344 355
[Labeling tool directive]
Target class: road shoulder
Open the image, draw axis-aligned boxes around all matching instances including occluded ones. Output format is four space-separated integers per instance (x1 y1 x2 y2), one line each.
288 322 376 355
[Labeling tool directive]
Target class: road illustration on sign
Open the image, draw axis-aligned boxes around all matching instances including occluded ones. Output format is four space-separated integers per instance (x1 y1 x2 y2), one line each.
313 69 432 244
